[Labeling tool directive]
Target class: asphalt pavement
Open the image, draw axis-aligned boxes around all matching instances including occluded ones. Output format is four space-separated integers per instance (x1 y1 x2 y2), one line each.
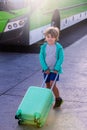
0 34 87 129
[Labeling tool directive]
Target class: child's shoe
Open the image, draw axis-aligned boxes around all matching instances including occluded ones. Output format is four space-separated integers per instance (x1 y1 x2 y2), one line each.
53 97 63 109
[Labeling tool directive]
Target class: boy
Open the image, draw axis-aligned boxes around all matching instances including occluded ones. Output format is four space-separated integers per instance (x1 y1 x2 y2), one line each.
39 27 64 108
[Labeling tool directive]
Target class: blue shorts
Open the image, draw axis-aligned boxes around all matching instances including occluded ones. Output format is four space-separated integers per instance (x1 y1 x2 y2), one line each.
44 72 59 83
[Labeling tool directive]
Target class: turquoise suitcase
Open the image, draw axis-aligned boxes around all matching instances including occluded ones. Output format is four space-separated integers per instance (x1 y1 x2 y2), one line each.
15 74 58 127
15 86 54 127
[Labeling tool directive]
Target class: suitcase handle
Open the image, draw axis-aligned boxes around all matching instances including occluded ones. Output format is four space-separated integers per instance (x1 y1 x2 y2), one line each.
41 73 58 90
41 74 48 88
51 73 58 90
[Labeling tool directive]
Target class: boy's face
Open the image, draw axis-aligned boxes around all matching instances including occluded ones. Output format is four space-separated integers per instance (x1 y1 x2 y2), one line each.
45 34 56 45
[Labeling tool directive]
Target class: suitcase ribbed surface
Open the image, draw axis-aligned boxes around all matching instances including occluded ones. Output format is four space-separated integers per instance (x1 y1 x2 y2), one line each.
15 86 54 127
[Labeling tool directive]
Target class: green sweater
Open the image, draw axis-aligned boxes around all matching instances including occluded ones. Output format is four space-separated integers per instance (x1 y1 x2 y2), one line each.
39 42 64 74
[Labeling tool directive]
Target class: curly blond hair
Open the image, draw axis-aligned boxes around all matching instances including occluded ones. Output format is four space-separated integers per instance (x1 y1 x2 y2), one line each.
44 26 60 41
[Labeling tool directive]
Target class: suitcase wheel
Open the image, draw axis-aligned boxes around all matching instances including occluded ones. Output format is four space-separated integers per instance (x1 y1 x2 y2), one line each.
34 113 40 123
37 123 42 128
15 115 18 119
15 115 20 119
15 113 21 119
34 118 40 123
18 120 23 125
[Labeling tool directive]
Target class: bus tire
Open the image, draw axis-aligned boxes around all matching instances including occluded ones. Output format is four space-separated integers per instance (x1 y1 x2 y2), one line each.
18 16 29 46
51 9 60 29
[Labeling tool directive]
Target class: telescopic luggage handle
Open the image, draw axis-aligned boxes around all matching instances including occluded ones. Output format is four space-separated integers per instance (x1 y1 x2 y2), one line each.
41 74 48 88
41 73 58 90
51 73 58 90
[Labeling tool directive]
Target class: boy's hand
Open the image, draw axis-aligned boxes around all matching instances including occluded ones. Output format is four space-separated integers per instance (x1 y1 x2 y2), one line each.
54 70 58 74
44 69 50 74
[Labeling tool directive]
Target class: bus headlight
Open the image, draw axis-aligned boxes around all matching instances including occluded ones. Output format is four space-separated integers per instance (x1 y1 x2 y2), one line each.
8 25 12 30
4 18 27 32
19 20 25 26
13 23 18 28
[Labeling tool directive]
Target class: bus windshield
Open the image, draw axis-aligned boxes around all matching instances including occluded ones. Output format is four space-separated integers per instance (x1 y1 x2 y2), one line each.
0 0 29 11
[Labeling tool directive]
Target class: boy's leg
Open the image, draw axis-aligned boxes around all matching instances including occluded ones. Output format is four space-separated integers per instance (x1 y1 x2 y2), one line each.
50 73 60 98
53 96 63 109
51 82 59 98
50 81 63 108
51 83 63 108
46 82 51 89
50 72 63 108
44 72 51 89
45 72 63 108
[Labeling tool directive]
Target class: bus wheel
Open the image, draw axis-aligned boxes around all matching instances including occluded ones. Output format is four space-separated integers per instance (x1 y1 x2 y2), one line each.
51 9 60 29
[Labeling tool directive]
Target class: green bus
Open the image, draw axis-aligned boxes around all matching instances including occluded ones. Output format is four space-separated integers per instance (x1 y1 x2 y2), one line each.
0 0 87 45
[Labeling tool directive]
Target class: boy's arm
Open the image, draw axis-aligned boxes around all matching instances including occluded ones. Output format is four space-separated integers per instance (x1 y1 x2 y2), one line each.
54 48 64 72
39 46 49 71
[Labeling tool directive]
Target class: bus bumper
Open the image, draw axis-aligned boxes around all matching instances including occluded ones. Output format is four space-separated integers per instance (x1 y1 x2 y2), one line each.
0 26 29 45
